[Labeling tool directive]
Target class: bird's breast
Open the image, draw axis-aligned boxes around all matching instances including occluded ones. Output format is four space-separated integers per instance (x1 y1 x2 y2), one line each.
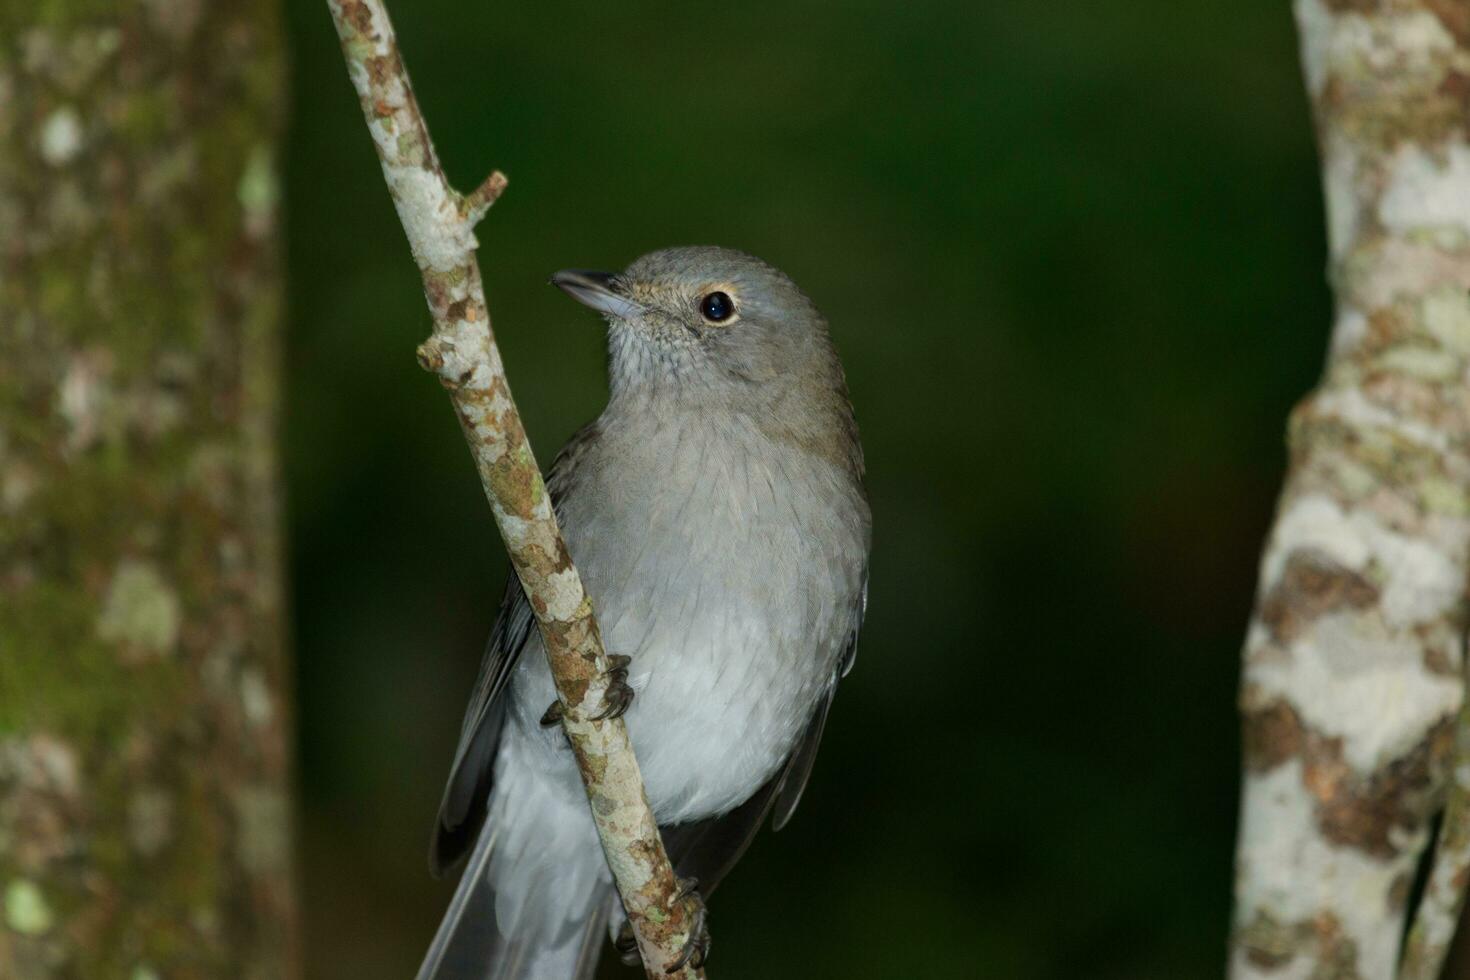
547 413 866 822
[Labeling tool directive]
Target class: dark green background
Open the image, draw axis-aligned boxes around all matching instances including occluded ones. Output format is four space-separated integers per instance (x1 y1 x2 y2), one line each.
282 2 1325 977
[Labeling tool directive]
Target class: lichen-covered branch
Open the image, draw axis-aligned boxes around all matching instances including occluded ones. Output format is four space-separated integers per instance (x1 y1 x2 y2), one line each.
1228 2 1470 978
324 3 702 977
0 2 296 978
1400 686 1470 980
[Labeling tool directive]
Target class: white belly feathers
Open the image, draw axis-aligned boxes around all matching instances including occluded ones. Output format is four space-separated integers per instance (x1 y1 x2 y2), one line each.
501 409 863 826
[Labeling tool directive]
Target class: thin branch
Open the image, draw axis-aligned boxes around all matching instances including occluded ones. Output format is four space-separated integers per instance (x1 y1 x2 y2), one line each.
1228 2 1470 977
324 3 703 976
460 169 509 226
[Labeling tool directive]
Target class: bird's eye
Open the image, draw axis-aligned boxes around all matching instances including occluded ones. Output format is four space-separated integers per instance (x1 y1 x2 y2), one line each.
699 291 735 323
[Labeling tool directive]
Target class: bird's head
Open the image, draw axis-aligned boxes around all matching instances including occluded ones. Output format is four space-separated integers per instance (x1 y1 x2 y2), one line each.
551 246 843 404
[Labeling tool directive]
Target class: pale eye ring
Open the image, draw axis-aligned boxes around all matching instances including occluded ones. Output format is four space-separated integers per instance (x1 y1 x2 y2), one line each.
699 291 735 323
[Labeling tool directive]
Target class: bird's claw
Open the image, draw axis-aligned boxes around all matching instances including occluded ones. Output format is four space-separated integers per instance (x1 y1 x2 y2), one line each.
614 921 640 966
540 654 634 726
665 877 710 973
592 653 634 721
612 877 710 973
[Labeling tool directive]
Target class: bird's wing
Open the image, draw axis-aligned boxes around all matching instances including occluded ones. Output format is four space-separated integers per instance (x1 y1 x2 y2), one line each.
772 573 865 829
428 576 533 875
429 422 601 876
662 573 868 894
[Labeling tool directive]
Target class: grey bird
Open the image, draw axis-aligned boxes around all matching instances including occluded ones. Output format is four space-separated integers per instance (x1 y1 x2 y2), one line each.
416 246 871 979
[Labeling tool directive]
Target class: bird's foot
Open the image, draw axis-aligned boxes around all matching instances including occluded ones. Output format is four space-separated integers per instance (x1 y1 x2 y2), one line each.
612 877 710 973
593 653 634 721
666 877 711 973
539 654 634 727
614 921 639 966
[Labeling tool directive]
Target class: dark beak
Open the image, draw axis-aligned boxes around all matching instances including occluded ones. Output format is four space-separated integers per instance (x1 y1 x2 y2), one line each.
549 269 646 319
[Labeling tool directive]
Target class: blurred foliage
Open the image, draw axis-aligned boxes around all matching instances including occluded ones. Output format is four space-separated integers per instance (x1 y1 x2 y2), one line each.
281 0 1327 977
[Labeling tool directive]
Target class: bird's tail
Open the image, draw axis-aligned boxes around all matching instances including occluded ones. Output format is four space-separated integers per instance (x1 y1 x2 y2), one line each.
416 774 614 980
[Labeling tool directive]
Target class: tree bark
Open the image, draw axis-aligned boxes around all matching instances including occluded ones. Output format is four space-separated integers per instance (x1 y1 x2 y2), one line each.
1230 1 1470 977
0 3 297 979
324 2 705 977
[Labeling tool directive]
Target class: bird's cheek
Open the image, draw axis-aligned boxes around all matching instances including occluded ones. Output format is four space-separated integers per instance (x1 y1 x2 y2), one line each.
630 312 697 344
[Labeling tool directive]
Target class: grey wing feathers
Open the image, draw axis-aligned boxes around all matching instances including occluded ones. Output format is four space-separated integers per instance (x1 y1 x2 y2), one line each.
770 687 836 832
429 580 535 875
662 574 867 891
660 778 781 898
418 801 501 976
417 811 611 980
772 575 865 829
428 423 600 876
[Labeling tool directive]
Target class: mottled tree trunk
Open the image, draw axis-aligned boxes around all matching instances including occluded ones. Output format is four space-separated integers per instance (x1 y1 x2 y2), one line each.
1230 1 1470 978
0 3 296 979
